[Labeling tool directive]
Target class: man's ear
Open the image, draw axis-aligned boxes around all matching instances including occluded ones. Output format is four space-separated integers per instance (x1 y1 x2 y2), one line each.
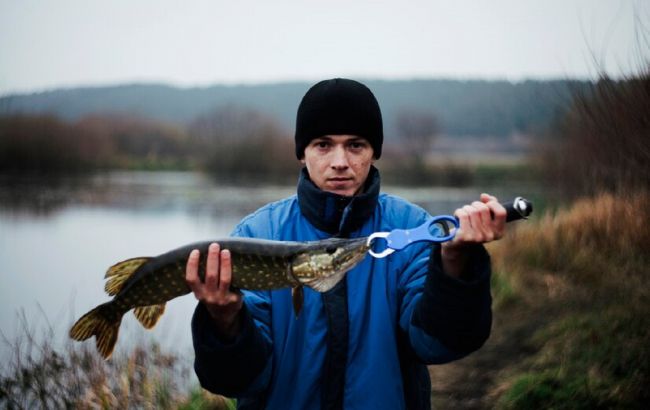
300 158 306 165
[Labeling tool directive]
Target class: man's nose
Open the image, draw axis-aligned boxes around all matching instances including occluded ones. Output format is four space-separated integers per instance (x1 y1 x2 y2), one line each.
330 146 349 168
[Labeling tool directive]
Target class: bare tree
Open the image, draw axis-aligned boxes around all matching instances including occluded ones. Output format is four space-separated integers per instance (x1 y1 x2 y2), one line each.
188 105 297 182
537 66 650 197
395 109 440 163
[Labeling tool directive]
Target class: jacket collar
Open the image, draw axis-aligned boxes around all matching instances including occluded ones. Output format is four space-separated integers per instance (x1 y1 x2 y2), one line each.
297 166 380 237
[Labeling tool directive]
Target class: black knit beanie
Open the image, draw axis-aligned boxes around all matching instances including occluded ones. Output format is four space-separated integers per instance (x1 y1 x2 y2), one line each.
295 78 383 159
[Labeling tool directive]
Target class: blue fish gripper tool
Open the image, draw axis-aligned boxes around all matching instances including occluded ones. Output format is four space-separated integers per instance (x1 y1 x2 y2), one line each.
367 215 459 258
366 197 533 258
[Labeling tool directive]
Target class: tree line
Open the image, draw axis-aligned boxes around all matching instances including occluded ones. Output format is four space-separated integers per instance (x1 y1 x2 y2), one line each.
1 67 647 193
0 107 299 182
0 79 585 138
0 102 442 183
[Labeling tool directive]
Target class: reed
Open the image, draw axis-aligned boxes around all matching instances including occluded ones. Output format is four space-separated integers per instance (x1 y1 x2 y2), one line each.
0 312 234 410
490 191 649 290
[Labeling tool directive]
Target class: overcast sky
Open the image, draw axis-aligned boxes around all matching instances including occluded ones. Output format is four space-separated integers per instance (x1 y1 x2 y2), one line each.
0 0 647 96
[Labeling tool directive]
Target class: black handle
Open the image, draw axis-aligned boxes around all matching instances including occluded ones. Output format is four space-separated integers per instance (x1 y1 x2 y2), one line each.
502 197 533 222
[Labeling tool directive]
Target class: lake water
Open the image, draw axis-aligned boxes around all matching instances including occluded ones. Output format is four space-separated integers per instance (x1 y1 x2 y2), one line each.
0 171 533 360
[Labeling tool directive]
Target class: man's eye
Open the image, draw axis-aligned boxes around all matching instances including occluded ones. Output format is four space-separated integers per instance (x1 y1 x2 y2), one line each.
349 142 366 149
316 141 329 148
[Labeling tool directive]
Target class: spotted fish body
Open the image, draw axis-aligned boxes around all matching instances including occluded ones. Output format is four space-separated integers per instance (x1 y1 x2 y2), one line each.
69 237 369 359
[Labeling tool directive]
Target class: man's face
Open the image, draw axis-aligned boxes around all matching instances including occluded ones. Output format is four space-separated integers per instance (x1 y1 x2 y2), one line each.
301 135 375 197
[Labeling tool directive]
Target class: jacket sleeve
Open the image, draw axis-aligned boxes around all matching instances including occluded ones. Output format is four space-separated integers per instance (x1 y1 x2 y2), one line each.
191 297 273 397
399 243 492 364
190 223 275 398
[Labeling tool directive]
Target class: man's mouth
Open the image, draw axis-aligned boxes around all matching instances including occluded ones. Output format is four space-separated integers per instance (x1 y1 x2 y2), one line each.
328 177 352 183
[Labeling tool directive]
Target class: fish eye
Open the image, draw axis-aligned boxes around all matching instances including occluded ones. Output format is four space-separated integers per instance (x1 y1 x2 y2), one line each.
326 246 337 254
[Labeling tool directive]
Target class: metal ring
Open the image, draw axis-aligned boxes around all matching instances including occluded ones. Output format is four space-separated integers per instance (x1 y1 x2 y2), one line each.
367 232 395 258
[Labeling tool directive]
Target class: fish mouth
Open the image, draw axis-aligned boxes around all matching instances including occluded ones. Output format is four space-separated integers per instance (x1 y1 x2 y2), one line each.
333 238 370 269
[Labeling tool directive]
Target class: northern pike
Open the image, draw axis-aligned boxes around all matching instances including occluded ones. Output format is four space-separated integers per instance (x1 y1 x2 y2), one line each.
69 237 369 359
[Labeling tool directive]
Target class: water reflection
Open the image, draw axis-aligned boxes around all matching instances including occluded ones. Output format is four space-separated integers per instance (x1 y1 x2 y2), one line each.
0 171 297 218
0 171 535 359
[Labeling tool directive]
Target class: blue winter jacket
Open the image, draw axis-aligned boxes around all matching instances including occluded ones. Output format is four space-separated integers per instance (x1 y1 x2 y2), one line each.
191 168 492 409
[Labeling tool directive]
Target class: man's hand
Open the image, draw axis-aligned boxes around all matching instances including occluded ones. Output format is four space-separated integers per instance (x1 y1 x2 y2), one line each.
441 193 506 278
186 243 244 339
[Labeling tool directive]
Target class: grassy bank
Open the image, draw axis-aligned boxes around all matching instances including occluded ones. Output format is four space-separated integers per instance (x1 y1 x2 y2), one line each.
0 319 235 409
487 191 649 408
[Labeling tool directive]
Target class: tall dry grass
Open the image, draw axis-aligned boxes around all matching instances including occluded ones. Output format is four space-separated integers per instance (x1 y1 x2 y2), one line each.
0 312 234 410
487 192 650 408
491 191 649 286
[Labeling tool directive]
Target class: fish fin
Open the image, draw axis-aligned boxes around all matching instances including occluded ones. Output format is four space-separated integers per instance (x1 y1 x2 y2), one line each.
291 286 303 317
104 257 150 296
301 270 347 293
69 303 122 360
133 303 166 329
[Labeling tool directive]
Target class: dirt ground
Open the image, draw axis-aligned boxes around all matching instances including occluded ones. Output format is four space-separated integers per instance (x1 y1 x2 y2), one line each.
428 304 549 409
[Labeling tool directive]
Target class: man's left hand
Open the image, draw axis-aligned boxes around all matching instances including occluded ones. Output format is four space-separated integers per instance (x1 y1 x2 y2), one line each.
441 193 506 278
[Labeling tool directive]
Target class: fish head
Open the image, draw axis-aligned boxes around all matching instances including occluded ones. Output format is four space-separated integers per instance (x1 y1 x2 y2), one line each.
315 237 369 273
292 237 369 292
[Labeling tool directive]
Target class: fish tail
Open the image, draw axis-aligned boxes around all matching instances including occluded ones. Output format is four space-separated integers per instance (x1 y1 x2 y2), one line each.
69 303 122 359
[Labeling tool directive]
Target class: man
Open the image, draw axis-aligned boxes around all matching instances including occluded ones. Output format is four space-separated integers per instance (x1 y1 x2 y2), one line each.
186 78 506 409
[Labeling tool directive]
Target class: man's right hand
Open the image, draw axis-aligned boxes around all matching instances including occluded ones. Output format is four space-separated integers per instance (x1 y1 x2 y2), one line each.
185 242 244 340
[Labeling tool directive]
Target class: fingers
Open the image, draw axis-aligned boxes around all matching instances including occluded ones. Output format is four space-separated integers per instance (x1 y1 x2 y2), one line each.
205 243 220 289
456 202 490 242
185 243 240 305
185 249 201 293
452 194 507 245
471 200 493 241
482 193 507 239
480 193 506 221
217 249 233 297
471 200 491 225
480 192 498 204
454 206 471 233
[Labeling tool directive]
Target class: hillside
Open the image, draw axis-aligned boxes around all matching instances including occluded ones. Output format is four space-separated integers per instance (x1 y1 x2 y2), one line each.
0 79 588 139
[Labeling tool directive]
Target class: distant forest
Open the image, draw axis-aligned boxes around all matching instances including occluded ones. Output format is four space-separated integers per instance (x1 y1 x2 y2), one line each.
1 78 608 185
0 79 589 139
